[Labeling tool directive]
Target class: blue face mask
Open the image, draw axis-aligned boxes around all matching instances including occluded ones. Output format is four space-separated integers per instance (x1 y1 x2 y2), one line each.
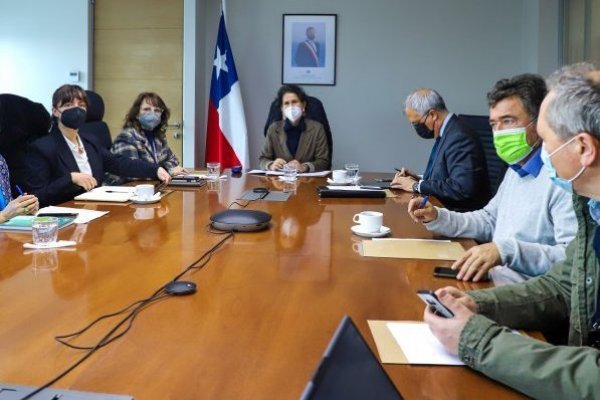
588 199 600 225
540 137 586 194
137 113 161 131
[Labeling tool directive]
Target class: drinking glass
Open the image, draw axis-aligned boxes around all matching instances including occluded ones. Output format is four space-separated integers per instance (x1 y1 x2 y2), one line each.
207 162 221 180
32 217 58 247
282 164 298 182
345 163 360 183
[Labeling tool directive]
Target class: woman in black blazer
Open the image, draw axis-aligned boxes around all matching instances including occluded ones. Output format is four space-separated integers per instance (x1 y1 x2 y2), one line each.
25 85 171 206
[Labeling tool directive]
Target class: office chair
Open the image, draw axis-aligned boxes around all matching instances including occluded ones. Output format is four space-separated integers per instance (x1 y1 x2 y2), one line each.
459 114 507 196
0 94 51 196
264 96 333 169
79 90 112 150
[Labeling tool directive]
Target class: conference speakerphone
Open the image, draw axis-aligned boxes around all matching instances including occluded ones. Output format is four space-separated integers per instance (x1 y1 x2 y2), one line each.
0 383 133 399
210 209 271 232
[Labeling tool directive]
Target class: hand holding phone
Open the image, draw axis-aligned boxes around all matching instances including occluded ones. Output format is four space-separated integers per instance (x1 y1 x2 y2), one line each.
417 290 454 318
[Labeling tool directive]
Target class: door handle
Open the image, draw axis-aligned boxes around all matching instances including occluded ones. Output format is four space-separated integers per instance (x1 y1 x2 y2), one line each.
166 122 181 129
173 131 181 139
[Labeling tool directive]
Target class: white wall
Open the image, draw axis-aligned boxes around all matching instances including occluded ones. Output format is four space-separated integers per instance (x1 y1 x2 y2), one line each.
0 0 90 111
193 0 561 172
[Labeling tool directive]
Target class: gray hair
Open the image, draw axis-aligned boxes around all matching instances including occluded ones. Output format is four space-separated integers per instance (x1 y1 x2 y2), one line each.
404 88 447 115
545 62 600 141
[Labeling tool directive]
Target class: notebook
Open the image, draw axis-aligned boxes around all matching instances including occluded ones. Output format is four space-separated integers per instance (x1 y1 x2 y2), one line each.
0 215 76 231
317 186 386 198
300 315 403 400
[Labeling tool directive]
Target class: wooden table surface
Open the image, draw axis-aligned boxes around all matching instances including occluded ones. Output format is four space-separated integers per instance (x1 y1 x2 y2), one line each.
0 173 527 399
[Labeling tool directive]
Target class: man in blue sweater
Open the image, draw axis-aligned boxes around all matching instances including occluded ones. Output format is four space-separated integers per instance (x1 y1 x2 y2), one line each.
408 74 577 281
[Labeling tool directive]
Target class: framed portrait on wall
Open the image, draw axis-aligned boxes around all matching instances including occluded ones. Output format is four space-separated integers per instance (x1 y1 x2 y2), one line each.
282 14 337 86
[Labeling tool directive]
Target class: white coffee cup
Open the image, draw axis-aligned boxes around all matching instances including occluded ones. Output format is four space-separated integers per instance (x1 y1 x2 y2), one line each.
352 211 383 233
135 184 154 200
332 169 348 182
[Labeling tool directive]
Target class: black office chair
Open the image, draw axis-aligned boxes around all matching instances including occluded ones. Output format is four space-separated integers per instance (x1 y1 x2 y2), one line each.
459 114 507 196
264 96 333 169
79 90 112 150
0 94 51 196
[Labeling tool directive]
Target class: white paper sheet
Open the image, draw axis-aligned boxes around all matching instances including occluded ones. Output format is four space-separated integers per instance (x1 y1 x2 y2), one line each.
247 169 331 177
94 186 136 193
37 206 109 224
386 322 464 365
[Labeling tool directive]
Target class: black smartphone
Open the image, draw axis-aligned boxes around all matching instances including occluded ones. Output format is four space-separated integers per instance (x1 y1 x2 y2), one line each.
417 290 454 318
253 187 269 193
433 266 459 279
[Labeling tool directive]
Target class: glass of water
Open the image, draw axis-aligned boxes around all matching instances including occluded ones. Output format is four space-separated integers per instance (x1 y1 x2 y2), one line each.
32 217 58 247
282 164 298 182
345 163 360 183
207 162 221 180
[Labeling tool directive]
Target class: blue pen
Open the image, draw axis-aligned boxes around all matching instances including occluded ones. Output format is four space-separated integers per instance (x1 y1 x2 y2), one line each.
420 195 429 208
15 185 24 196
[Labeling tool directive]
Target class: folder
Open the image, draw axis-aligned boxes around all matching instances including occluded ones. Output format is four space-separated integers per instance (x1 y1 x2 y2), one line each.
361 238 465 260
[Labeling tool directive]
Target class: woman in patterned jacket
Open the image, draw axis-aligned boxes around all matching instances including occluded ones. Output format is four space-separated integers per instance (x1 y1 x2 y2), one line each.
105 92 186 185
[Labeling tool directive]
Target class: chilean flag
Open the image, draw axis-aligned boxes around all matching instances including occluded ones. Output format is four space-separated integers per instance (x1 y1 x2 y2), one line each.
205 12 249 169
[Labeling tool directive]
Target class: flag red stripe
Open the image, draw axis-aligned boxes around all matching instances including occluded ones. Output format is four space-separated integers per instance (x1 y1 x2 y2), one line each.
205 100 241 168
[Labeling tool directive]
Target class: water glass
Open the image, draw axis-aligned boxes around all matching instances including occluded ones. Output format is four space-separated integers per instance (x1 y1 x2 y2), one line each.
345 163 359 182
282 164 298 182
207 162 221 180
32 217 59 247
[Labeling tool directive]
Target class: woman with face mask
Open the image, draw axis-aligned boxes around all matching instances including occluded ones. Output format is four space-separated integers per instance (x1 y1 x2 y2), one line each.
105 92 186 185
24 85 171 206
259 85 329 172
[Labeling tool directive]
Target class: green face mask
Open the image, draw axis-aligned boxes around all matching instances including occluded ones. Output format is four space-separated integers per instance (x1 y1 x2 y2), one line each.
493 126 535 164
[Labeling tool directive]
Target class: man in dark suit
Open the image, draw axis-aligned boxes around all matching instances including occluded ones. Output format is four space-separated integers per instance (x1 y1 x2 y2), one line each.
392 88 491 211
294 27 319 67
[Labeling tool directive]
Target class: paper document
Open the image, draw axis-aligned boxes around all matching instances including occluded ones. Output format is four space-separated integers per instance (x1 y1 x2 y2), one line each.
74 189 132 202
37 206 108 224
361 238 465 260
247 169 331 177
95 186 136 194
326 185 382 191
386 322 464 365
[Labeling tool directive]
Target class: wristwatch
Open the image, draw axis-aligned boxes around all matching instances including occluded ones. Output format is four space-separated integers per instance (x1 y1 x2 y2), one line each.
412 181 419 193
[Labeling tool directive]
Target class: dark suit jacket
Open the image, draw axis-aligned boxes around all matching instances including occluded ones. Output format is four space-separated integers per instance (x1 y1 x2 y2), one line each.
25 126 159 206
294 40 319 67
419 115 491 212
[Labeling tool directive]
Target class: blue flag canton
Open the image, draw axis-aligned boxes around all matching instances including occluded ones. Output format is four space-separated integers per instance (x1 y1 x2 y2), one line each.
210 14 239 104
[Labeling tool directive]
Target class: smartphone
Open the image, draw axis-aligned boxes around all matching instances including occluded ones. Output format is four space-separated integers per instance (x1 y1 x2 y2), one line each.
252 187 269 193
417 290 454 318
433 266 459 279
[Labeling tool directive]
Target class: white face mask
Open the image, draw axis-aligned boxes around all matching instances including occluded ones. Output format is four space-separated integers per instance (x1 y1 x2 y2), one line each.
283 105 303 123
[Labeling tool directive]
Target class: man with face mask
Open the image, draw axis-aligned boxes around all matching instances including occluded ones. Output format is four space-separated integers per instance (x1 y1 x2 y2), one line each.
408 74 576 281
392 88 491 211
423 63 600 399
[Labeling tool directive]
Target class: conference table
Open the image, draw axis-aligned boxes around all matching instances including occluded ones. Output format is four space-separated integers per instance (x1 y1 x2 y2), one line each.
0 173 528 399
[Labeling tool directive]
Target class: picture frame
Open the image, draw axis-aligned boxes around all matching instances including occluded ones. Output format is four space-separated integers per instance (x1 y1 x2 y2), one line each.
282 14 337 86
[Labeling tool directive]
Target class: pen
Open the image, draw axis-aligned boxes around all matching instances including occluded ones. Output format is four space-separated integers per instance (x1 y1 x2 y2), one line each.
50 394 63 400
15 184 25 196
394 168 403 173
420 195 429 208
37 213 79 218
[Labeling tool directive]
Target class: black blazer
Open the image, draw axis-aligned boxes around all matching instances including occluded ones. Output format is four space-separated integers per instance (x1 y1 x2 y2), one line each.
419 115 491 212
25 126 159 206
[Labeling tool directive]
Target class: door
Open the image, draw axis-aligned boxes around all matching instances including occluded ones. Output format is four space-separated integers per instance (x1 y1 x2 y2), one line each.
93 0 184 161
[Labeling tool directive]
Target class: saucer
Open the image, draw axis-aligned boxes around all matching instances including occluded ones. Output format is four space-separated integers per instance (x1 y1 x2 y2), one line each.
327 177 359 186
351 225 391 238
131 195 161 204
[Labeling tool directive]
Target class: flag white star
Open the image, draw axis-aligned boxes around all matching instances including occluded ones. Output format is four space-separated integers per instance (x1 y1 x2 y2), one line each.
213 46 228 80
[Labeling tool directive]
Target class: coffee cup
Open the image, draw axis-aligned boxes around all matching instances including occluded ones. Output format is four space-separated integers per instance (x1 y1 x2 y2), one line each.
332 170 348 183
352 211 383 233
135 184 154 200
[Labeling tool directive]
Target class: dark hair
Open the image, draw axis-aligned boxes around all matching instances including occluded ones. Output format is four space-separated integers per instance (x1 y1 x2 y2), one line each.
487 74 547 119
52 84 88 109
276 85 307 108
123 92 170 138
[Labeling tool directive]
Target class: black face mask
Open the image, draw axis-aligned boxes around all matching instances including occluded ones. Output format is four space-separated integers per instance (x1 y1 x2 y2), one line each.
412 112 435 139
60 107 87 129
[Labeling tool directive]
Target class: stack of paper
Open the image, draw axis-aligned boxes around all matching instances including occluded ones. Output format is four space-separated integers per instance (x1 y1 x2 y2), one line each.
368 320 464 365
247 169 331 177
361 238 465 260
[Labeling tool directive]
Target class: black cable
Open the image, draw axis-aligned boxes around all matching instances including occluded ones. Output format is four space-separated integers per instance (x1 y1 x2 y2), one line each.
227 190 268 209
20 232 234 400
